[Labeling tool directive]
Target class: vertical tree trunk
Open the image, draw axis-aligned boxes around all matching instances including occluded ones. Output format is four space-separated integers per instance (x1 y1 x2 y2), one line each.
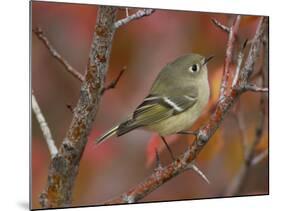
39 6 117 208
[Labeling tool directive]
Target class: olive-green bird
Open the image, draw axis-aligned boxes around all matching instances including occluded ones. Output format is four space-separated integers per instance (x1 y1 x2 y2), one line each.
96 53 213 144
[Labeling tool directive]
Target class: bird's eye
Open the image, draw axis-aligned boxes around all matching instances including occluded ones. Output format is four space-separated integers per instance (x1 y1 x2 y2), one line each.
189 64 199 73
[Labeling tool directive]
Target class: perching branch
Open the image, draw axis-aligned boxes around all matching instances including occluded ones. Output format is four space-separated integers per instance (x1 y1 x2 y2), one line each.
33 27 84 82
114 8 155 29
32 92 58 158
104 16 267 205
39 6 118 208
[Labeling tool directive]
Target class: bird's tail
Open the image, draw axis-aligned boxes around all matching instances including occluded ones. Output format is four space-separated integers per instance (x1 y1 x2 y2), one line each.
96 125 119 144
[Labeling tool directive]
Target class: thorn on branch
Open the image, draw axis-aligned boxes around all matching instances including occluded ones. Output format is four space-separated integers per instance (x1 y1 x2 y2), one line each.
154 149 163 171
189 163 210 184
114 8 155 29
33 27 84 82
244 84 269 92
211 18 230 33
125 8 129 17
243 39 249 49
101 66 126 95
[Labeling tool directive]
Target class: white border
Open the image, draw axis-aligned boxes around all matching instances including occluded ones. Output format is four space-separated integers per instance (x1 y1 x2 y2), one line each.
1 0 279 211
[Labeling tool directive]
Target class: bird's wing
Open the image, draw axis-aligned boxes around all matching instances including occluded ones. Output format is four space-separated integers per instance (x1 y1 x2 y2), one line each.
116 94 197 136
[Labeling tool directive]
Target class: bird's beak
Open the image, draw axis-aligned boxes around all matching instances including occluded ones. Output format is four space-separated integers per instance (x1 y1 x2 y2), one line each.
203 55 214 65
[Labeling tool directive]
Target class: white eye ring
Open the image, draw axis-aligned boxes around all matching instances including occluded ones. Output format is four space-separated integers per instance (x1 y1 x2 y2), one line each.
189 64 200 73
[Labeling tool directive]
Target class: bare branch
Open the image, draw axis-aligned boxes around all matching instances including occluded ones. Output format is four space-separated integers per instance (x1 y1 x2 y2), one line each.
101 66 126 94
225 18 268 196
219 16 241 99
32 92 58 158
114 8 155 29
211 18 230 33
190 164 210 184
244 84 269 92
33 27 84 82
39 6 118 208
238 17 267 83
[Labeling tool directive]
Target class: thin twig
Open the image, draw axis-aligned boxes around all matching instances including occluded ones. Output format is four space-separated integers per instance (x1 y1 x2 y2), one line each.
211 18 230 33
219 16 241 99
33 27 84 82
32 92 58 158
244 84 269 92
101 66 126 94
114 8 155 29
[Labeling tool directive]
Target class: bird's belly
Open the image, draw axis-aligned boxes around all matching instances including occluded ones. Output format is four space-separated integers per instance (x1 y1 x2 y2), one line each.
146 104 201 136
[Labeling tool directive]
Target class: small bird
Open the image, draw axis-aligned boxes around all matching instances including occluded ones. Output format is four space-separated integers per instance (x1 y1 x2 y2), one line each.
96 53 213 144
